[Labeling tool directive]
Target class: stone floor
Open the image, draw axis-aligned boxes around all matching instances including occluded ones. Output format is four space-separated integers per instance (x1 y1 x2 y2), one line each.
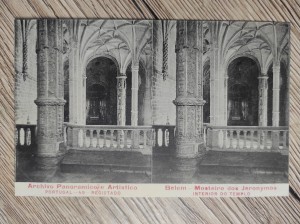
16 150 152 183
16 149 288 184
152 151 288 183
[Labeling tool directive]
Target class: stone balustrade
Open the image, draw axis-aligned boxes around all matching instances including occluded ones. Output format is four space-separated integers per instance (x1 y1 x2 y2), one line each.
153 125 176 153
64 124 154 155
206 125 288 154
16 124 37 152
16 123 289 156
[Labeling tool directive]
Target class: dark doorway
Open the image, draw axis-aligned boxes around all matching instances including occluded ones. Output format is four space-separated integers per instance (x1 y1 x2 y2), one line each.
227 57 259 126
86 57 117 125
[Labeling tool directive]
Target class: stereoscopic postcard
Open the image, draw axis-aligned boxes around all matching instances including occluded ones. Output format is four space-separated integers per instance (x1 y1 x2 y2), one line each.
15 19 290 197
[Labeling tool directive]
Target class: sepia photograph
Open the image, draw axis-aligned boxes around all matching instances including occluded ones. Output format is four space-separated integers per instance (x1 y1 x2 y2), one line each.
15 19 290 185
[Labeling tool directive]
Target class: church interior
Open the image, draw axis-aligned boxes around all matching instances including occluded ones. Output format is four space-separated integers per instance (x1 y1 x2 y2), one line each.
15 19 289 183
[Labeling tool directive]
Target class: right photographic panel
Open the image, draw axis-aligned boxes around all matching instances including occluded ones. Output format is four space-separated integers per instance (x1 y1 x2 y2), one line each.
152 21 290 185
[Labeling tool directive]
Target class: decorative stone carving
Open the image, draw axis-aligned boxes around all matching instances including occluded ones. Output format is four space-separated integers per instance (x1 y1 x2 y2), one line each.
258 74 268 126
173 98 206 106
174 21 205 158
35 19 65 157
162 21 169 80
35 99 66 106
116 73 127 126
20 20 29 81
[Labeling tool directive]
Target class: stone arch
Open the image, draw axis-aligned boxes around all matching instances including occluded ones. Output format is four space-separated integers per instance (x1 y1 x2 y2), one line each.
85 53 120 76
226 53 261 75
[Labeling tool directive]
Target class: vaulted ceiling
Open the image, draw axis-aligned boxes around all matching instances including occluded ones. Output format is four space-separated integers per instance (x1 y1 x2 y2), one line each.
77 20 152 73
59 20 290 76
203 21 290 73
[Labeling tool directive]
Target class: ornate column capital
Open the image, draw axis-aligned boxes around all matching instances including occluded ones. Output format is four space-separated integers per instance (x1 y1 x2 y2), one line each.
116 73 127 79
132 65 139 71
258 74 268 80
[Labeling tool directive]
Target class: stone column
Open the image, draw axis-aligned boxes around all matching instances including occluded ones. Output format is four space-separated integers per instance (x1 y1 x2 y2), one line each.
68 37 79 124
173 21 205 158
224 75 229 122
35 19 65 157
144 58 153 125
209 48 217 125
272 63 280 126
82 74 87 125
258 74 268 126
208 22 224 148
117 73 127 126
271 63 281 149
131 64 139 126
208 22 227 127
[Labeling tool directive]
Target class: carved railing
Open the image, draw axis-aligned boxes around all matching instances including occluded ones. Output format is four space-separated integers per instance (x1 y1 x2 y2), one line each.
206 126 288 154
16 124 37 152
153 125 176 153
64 124 154 155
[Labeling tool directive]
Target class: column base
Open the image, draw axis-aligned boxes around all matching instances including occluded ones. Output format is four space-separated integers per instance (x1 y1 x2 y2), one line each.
173 157 199 182
36 141 66 158
34 142 66 180
175 141 206 158
32 154 64 182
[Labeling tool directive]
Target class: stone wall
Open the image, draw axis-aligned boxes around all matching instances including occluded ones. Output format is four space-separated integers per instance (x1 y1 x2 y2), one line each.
15 21 37 125
152 21 176 125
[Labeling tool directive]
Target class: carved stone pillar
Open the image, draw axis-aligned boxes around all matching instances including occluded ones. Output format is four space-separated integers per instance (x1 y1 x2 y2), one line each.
174 21 205 158
258 74 268 126
117 73 127 126
131 64 139 126
35 19 65 157
272 63 280 126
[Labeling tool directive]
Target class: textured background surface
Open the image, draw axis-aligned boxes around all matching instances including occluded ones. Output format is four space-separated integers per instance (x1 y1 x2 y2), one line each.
0 0 299 223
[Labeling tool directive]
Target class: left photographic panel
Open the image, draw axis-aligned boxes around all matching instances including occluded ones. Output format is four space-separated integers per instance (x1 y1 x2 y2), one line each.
15 19 153 184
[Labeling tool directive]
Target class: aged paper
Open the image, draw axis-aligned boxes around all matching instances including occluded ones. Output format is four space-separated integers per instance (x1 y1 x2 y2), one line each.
15 19 290 197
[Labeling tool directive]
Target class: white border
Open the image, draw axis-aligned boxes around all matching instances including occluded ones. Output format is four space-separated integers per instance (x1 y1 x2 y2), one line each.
15 183 289 197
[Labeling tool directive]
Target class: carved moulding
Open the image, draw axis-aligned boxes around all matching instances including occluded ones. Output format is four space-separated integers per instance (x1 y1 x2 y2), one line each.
35 98 66 106
173 98 206 106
